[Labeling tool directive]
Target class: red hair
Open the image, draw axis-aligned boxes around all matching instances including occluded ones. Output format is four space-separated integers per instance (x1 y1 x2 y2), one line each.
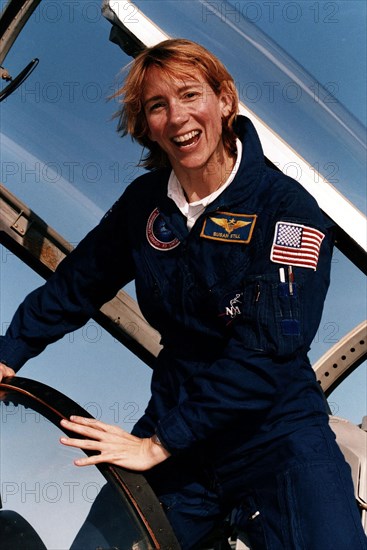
114 39 239 169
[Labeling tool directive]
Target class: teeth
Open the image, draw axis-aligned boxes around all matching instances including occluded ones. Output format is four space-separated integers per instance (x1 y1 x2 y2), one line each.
173 130 200 143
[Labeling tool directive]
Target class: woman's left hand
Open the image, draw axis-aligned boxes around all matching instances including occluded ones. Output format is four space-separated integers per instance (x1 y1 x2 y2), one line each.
60 416 171 471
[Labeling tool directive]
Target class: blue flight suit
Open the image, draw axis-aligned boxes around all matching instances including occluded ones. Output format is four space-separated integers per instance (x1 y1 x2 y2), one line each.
0 116 365 549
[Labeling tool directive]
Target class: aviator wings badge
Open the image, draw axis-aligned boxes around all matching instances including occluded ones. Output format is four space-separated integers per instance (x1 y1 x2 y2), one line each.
201 212 257 243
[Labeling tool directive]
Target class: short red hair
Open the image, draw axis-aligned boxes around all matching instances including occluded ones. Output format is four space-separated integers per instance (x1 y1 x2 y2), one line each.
114 39 239 169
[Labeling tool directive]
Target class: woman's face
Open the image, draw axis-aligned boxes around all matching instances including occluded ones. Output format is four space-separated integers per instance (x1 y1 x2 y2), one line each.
143 66 232 179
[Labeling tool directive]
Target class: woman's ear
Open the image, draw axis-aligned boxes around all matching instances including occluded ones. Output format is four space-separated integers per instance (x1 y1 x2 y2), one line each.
220 92 233 118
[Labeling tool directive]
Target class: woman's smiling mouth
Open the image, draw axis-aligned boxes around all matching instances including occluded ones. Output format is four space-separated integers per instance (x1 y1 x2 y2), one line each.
172 130 201 148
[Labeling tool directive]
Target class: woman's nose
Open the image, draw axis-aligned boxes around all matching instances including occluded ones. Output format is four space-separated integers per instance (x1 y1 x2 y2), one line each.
168 101 189 125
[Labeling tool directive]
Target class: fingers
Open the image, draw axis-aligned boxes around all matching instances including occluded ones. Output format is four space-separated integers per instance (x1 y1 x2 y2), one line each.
59 416 133 464
59 419 117 463
60 435 102 451
73 455 104 467
0 363 16 382
64 416 107 431
59 416 169 471
59 430 132 468
60 419 116 446
61 416 125 436
61 416 104 436
59 436 107 467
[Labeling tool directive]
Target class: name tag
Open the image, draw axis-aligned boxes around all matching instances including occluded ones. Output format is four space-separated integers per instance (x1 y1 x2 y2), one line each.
201 212 257 243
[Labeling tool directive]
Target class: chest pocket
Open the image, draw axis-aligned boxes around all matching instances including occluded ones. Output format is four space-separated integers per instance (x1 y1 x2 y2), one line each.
240 272 305 357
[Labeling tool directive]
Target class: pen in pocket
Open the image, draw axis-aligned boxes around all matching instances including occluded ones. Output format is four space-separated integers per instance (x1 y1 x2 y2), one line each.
288 265 294 295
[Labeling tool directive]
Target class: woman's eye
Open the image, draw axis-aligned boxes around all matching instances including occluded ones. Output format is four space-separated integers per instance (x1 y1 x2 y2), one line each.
185 91 199 100
149 102 165 112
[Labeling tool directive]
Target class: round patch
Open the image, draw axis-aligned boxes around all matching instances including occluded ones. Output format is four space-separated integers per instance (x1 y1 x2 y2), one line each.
146 208 180 251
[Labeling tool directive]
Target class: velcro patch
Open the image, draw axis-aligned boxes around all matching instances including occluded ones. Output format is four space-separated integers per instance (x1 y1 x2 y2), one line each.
270 221 325 270
200 212 257 243
146 208 180 251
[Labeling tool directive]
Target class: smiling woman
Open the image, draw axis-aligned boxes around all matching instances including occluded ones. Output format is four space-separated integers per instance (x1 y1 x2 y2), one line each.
141 67 234 202
0 0 366 546
116 39 238 175
1 37 365 550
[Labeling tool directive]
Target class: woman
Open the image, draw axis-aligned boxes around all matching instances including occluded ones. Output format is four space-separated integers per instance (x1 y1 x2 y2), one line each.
0 39 365 549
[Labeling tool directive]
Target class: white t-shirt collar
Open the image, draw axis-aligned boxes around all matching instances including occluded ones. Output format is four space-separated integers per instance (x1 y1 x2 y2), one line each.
167 138 242 229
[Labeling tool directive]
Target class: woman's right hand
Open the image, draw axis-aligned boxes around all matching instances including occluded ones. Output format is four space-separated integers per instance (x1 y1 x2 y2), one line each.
0 363 16 382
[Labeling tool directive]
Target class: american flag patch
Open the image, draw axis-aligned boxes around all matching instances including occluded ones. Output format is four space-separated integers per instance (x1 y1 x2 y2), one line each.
270 222 325 270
